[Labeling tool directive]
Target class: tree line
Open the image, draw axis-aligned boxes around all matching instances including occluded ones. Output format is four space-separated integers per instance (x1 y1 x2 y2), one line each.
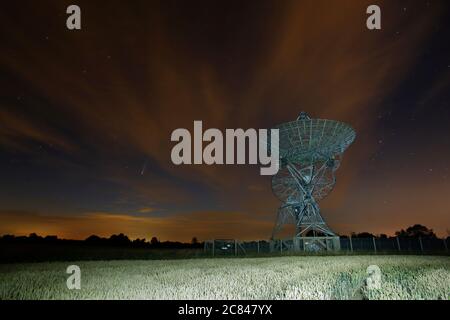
0 224 446 248
0 233 203 249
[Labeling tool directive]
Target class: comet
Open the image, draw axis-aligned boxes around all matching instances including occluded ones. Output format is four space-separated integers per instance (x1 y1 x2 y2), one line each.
140 161 147 175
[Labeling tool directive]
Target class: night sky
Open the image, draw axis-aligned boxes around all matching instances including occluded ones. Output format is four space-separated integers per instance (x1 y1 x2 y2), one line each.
0 0 449 241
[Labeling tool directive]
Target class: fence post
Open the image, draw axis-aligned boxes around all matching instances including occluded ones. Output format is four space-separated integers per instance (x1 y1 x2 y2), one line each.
444 238 448 252
212 239 215 257
349 236 353 253
396 237 401 251
280 239 283 254
419 237 424 253
257 241 260 254
235 239 237 256
293 237 300 251
372 237 377 254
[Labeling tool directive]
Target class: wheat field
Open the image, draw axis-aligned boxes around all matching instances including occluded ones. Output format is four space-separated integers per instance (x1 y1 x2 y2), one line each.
0 255 448 300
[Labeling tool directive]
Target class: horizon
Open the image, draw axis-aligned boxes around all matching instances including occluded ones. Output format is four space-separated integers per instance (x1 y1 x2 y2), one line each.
0 223 445 243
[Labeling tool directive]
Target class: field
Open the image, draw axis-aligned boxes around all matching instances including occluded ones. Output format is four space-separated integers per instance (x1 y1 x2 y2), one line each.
0 255 449 300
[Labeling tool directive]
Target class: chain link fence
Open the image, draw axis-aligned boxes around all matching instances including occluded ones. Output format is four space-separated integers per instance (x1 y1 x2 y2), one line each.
204 237 450 256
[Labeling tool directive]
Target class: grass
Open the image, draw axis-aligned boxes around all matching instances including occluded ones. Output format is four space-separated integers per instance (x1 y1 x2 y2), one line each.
0 255 448 300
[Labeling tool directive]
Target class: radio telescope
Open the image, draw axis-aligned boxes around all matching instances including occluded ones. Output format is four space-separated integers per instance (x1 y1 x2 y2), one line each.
270 112 355 243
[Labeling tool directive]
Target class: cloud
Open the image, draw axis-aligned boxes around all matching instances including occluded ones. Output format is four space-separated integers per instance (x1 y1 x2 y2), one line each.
0 109 75 153
137 207 156 214
0 1 446 239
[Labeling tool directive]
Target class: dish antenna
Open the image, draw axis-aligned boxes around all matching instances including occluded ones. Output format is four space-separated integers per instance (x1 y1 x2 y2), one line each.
270 112 356 240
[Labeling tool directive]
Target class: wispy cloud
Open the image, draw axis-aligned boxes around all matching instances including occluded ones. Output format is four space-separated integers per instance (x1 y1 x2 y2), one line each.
0 1 447 239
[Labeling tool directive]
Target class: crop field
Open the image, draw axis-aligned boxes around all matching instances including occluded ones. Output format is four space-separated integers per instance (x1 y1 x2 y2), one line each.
0 255 449 300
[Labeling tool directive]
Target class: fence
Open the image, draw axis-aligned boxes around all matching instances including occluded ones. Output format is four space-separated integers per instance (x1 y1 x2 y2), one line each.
204 237 450 256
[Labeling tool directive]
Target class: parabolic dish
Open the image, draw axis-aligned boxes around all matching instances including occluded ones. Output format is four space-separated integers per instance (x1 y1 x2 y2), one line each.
270 112 356 240
273 118 356 164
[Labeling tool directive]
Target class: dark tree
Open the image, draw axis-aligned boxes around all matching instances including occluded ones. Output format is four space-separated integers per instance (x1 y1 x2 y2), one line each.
44 235 58 242
395 224 436 238
85 235 102 242
109 233 131 245
29 233 41 240
191 237 198 245
132 238 147 247
150 237 159 245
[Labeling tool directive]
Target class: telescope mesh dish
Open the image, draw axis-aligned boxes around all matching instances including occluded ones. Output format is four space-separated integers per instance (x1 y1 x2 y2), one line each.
270 112 356 240
274 117 355 164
